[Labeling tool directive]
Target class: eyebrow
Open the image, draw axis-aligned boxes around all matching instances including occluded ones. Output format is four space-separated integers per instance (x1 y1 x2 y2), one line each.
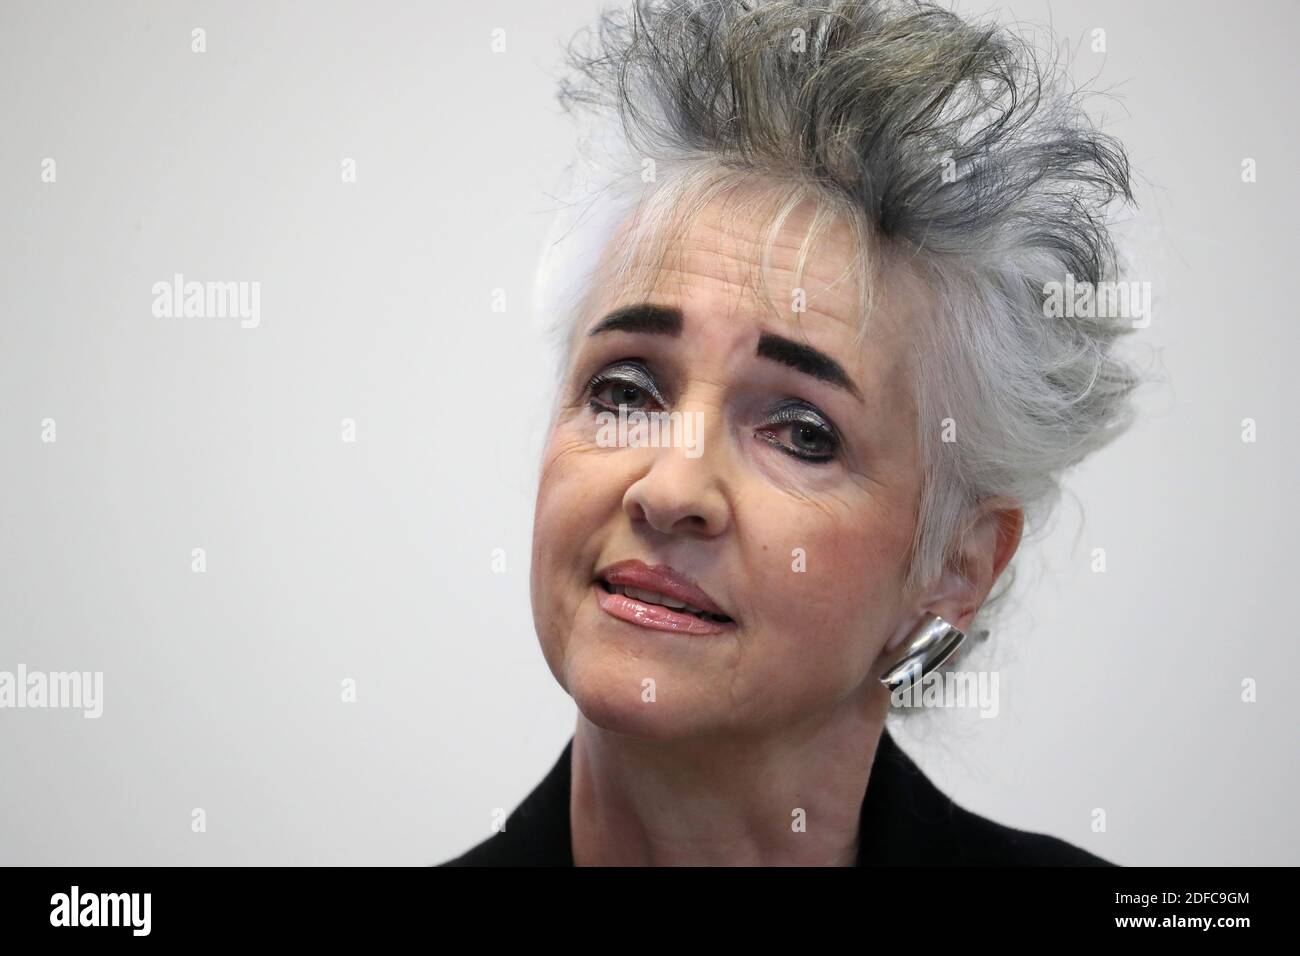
755 332 862 402
587 303 683 337
589 301 862 402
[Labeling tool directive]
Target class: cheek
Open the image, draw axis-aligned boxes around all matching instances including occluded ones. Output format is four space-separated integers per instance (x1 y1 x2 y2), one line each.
532 424 627 549
530 430 587 680
744 491 914 676
532 431 590 594
529 426 630 628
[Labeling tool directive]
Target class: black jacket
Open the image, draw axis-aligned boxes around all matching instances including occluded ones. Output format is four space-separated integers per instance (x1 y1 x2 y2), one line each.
438 727 1114 866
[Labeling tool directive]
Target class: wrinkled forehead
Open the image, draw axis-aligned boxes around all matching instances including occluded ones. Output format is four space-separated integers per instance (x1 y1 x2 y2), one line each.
574 181 929 405
594 183 860 317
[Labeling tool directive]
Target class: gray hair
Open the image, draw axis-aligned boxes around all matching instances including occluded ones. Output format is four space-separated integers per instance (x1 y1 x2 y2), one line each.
535 0 1143 629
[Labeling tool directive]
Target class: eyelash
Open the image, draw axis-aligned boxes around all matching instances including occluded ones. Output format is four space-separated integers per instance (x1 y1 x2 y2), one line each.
584 360 667 412
582 360 842 465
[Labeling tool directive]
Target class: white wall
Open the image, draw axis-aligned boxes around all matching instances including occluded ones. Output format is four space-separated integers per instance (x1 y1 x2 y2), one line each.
0 0 1294 865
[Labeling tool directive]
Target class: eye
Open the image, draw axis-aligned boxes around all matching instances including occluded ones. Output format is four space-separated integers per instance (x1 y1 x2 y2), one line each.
584 360 666 412
757 401 841 464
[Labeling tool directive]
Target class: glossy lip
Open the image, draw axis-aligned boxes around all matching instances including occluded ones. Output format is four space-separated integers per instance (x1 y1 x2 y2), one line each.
593 559 736 636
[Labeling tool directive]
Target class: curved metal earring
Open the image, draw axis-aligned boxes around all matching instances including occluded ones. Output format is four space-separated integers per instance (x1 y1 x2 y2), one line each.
878 613 974 693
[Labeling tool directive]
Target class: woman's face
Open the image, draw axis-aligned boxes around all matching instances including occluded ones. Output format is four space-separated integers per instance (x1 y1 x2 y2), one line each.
530 192 933 741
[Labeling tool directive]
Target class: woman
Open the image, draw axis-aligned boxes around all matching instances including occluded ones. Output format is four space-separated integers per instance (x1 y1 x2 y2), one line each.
443 0 1138 866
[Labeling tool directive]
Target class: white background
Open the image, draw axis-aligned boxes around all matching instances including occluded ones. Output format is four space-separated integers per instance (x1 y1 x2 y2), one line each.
1 0 1295 865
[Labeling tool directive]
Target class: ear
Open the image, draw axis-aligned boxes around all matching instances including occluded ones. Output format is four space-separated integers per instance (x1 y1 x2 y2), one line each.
886 497 1024 649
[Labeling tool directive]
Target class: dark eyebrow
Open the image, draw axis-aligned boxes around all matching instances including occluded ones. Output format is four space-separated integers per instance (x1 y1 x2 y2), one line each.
756 332 863 402
587 303 861 402
587 303 683 337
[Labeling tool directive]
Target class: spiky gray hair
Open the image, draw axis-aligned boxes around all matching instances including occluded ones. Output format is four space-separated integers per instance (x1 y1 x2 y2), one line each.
535 0 1142 627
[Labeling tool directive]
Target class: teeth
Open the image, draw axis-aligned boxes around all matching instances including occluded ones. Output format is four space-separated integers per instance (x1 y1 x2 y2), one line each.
615 584 707 617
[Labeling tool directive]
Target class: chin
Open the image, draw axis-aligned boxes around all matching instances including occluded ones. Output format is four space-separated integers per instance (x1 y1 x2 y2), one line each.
563 647 726 742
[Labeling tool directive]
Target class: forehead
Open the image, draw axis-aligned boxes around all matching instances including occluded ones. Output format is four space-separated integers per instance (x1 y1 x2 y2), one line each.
580 184 928 408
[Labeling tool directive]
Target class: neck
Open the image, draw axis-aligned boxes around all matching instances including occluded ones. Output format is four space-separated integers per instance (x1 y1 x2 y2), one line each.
569 690 891 866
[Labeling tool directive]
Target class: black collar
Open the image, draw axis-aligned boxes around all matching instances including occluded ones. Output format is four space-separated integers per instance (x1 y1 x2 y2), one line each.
440 727 1113 866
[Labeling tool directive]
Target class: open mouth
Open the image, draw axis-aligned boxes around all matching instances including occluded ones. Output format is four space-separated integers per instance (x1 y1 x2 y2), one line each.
597 579 734 624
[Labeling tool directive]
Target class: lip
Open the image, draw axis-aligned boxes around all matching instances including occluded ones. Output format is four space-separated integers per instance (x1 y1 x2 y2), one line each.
593 559 736 636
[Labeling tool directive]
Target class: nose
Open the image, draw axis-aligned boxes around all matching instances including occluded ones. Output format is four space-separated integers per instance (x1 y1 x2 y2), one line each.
622 410 732 539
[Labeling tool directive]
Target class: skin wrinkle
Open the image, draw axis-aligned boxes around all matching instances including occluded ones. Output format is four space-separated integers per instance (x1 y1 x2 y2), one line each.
514 0 1137 865
549 0 1140 607
527 183 1000 865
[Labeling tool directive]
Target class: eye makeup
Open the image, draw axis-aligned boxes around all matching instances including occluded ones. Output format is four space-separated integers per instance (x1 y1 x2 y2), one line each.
576 357 845 466
758 399 842 464
583 359 667 412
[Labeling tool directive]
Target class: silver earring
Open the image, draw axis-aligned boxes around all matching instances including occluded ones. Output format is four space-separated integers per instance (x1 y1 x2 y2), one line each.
878 613 973 692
